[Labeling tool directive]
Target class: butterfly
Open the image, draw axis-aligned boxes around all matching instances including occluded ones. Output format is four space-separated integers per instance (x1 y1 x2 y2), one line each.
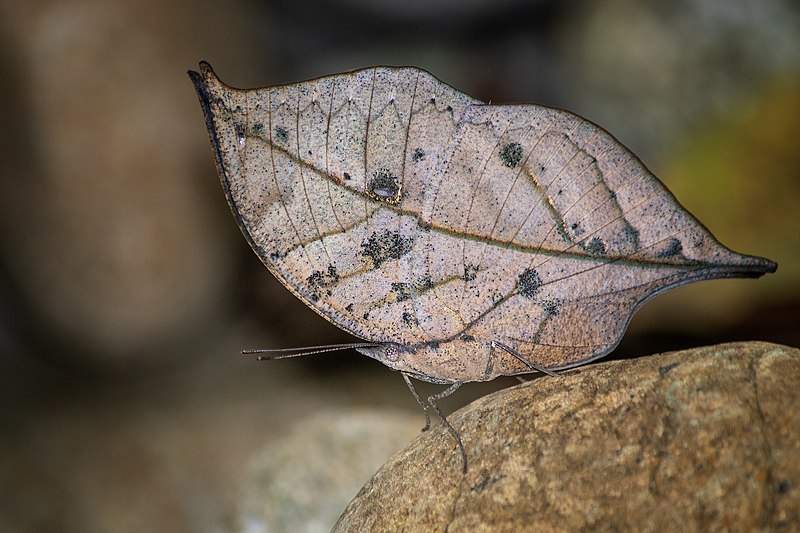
189 62 776 471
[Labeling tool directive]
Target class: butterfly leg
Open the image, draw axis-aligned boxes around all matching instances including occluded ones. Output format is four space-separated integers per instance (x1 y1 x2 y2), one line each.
491 340 559 377
427 382 467 473
402 372 431 431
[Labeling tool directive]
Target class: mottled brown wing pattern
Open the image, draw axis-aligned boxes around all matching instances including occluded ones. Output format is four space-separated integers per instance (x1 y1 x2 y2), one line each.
190 62 776 383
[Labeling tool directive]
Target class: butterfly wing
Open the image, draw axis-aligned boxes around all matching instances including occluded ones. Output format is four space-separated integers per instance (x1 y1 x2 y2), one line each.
190 63 776 381
190 63 479 344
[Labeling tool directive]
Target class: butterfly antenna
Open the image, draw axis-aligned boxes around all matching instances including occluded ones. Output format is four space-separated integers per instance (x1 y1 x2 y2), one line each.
242 342 380 360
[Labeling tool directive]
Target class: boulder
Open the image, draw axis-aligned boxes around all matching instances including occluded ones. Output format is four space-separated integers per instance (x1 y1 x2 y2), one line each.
334 342 799 531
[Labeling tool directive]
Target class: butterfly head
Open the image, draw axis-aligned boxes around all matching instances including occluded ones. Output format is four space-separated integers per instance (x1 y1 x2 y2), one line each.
356 342 416 372
355 341 464 384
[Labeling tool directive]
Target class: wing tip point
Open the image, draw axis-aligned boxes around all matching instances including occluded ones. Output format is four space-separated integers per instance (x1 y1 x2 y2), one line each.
188 60 219 87
742 255 777 277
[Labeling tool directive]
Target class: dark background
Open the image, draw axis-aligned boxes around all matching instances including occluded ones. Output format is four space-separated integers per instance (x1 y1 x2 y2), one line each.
1 0 798 530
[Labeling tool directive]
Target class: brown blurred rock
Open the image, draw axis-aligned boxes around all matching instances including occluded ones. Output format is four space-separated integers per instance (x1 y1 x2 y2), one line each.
334 342 800 531
237 408 422 533
0 0 261 363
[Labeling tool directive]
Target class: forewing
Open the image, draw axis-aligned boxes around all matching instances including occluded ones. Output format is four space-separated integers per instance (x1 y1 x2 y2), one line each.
190 63 478 343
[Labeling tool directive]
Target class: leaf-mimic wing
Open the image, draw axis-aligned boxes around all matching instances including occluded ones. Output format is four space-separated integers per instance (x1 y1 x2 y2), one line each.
190 62 776 382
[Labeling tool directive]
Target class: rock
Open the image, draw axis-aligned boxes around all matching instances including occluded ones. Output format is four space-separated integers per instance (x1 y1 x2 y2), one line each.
334 342 800 531
237 408 422 533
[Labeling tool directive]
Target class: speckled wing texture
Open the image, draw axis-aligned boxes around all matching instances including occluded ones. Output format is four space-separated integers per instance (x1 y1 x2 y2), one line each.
190 62 776 383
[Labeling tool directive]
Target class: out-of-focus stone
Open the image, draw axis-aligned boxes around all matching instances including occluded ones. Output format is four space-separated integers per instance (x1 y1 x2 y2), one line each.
628 76 799 340
334 342 800 531
0 0 260 363
237 408 422 533
662 76 800 293
561 0 800 158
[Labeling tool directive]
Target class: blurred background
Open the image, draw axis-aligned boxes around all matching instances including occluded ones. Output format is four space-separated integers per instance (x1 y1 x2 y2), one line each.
0 0 797 531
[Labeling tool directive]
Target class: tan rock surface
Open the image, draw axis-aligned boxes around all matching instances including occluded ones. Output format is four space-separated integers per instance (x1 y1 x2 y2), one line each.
334 342 799 531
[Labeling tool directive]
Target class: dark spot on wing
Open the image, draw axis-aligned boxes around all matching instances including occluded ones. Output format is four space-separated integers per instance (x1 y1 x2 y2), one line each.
391 282 412 302
368 168 401 204
307 271 325 287
251 122 264 135
343 172 351 181
307 265 340 299
412 148 425 162
327 264 339 281
345 303 354 313
517 268 542 299
415 275 434 291
463 264 479 282
361 231 413 268
657 237 684 259
570 222 583 237
417 220 431 232
234 122 245 140
499 142 523 168
542 299 561 316
274 125 289 144
624 226 640 249
401 311 417 326
583 237 606 256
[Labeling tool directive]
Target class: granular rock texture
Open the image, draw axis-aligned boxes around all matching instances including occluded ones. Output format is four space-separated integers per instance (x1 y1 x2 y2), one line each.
334 342 799 531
